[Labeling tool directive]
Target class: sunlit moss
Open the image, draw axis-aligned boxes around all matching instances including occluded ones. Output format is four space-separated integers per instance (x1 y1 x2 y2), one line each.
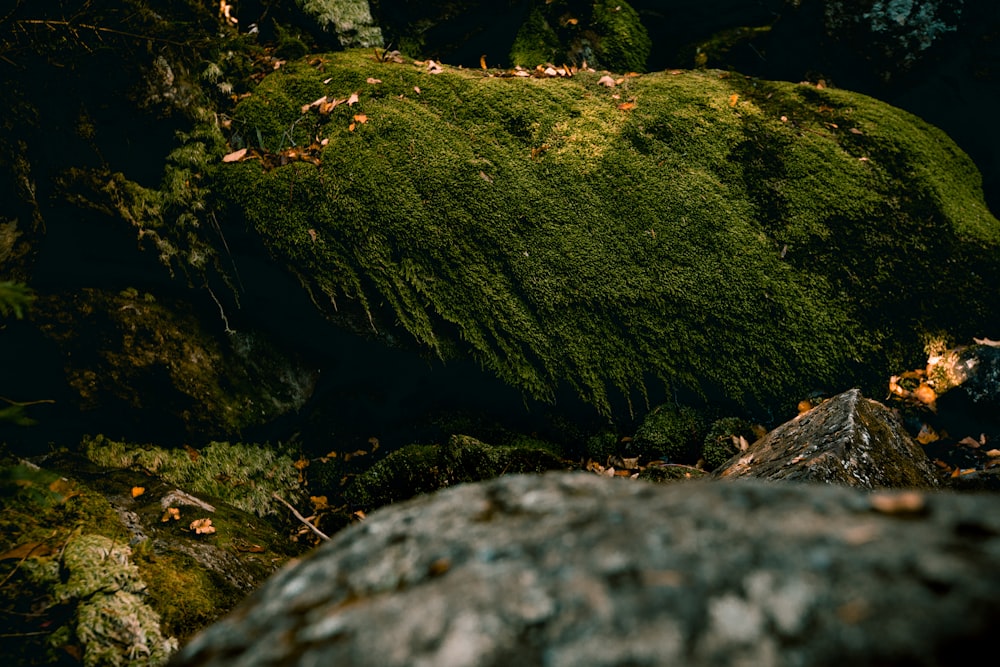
82 435 303 516
214 48 1000 421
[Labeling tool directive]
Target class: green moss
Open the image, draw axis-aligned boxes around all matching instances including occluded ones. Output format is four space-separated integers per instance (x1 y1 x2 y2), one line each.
344 434 565 510
590 0 651 72
82 436 303 516
701 416 757 470
213 49 1000 420
510 6 563 67
630 403 708 463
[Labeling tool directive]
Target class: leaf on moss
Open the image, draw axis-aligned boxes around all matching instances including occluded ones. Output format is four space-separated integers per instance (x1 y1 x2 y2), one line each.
222 148 247 163
131 486 145 498
189 518 216 535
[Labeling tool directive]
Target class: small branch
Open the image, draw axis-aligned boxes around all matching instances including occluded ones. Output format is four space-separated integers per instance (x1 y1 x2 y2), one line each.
272 493 329 542
206 286 235 334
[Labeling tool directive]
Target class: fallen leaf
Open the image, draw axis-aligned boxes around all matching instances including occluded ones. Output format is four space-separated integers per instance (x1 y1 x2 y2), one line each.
347 91 359 105
184 444 199 462
161 507 180 522
353 113 368 124
597 75 616 88
0 541 55 561
916 423 939 445
307 228 318 242
958 436 981 449
869 491 926 515
912 383 937 406
190 518 216 535
427 60 443 74
617 101 636 111
728 93 739 107
986 449 1000 457
366 77 382 84
348 122 356 132
310 495 329 510
974 337 1000 347
480 54 487 70
479 170 493 183
222 148 247 163
131 486 145 498
849 127 864 134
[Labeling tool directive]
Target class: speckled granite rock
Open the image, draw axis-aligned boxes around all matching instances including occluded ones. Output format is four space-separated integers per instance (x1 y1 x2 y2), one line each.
171 472 1000 667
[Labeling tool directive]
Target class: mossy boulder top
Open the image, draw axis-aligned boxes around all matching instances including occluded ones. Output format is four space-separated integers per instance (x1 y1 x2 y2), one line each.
215 49 1000 416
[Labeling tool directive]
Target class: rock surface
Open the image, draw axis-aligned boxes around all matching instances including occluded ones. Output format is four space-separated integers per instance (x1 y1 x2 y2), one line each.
172 472 1000 667
713 388 940 488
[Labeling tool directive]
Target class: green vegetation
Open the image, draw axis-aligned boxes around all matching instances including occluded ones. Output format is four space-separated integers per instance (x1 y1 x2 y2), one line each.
82 436 303 516
344 434 564 509
701 416 757 470
214 48 1000 420
631 403 708 463
0 464 176 666
509 0 651 71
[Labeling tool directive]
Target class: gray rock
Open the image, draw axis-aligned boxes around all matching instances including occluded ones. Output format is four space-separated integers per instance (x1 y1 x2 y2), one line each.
171 472 1000 667
713 388 940 488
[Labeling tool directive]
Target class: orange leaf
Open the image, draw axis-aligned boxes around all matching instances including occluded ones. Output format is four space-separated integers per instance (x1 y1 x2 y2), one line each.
131 486 145 498
869 491 926 515
184 444 200 462
617 101 636 111
480 54 487 70
353 113 368 124
222 148 247 163
190 518 216 535
728 93 739 107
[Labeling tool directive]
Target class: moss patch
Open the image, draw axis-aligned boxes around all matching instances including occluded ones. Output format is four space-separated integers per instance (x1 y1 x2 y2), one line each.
81 435 304 516
214 49 1000 419
344 434 565 510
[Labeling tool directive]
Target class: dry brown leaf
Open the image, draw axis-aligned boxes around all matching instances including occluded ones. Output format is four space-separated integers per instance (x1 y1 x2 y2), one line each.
916 423 939 445
958 436 981 449
597 75 616 88
986 449 1000 457
869 491 926 515
222 148 247 163
347 91 359 105
190 518 216 535
0 541 55 561
366 77 382 84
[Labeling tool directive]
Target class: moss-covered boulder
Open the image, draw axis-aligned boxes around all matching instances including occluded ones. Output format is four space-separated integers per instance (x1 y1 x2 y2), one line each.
0 459 302 666
213 48 1000 419
344 434 565 510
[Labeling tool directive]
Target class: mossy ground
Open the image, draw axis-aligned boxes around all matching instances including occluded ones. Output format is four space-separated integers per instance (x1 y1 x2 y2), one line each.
213 49 1000 423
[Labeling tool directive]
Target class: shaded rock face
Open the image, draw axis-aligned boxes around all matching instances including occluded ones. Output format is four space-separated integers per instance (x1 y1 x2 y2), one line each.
25 289 316 446
714 388 939 488
172 473 1000 667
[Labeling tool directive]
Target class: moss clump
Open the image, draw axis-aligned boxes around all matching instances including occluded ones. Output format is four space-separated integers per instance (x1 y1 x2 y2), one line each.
701 416 757 470
214 49 1000 420
51 535 178 666
630 403 707 463
508 1 650 71
344 434 565 510
82 435 303 516
0 464 179 666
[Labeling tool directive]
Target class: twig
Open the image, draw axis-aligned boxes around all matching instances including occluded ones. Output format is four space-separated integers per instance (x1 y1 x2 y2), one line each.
272 493 329 541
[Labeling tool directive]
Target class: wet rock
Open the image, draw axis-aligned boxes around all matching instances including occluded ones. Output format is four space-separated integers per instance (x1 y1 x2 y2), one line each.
713 389 939 488
171 472 1000 667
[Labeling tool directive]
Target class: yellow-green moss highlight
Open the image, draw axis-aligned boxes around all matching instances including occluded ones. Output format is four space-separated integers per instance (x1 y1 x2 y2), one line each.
213 49 1000 417
82 436 303 516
